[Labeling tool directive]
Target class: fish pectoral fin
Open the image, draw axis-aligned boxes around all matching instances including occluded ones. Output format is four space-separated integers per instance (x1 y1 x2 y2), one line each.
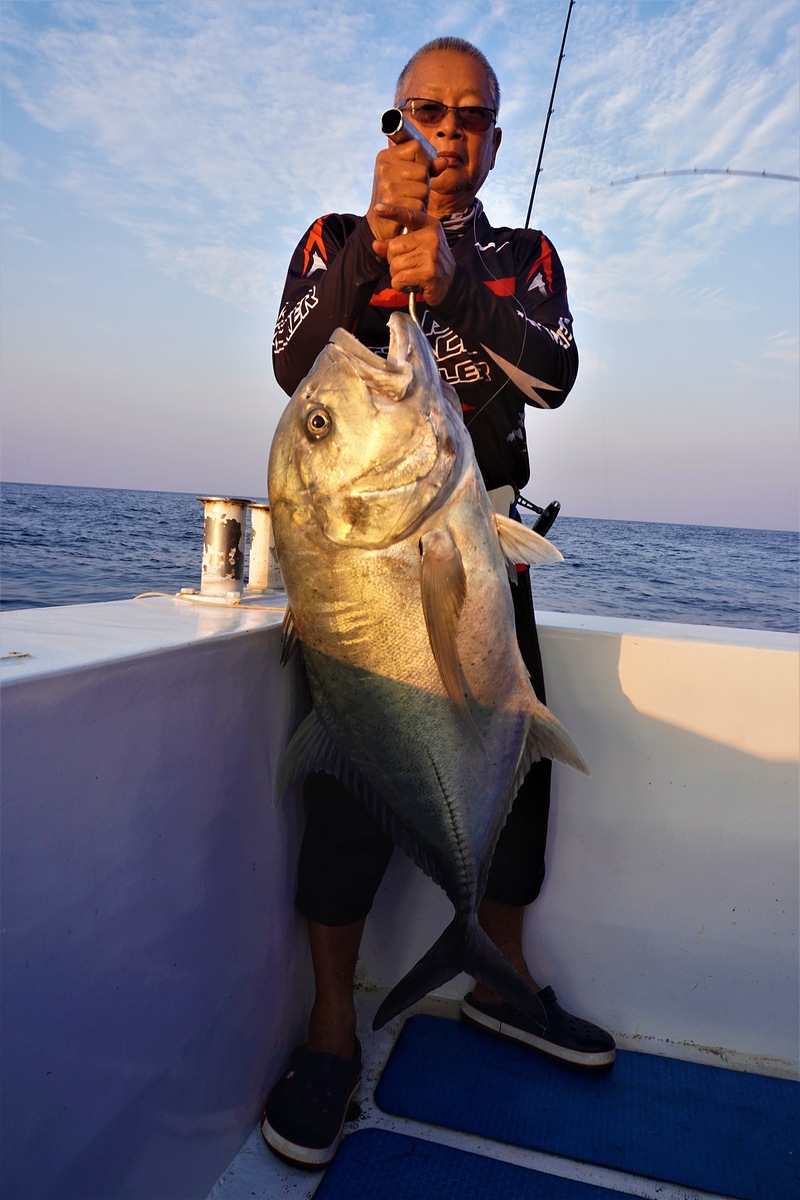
495 513 563 567
280 606 299 666
419 528 483 749
511 700 590 787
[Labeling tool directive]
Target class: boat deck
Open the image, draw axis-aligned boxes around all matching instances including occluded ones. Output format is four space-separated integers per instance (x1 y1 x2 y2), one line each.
207 991 766 1200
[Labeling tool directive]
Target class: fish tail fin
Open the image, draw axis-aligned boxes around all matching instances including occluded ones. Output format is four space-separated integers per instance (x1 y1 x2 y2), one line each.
372 919 463 1031
372 917 546 1031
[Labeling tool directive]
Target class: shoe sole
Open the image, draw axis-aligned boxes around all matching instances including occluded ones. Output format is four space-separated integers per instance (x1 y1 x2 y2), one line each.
260 1074 361 1168
461 1002 615 1070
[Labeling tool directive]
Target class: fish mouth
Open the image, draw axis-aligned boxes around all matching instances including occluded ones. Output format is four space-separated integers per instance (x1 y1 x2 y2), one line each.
330 314 437 399
330 327 392 366
330 325 410 385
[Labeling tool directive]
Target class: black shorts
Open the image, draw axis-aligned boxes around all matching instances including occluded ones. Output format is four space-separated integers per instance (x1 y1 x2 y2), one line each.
295 569 552 925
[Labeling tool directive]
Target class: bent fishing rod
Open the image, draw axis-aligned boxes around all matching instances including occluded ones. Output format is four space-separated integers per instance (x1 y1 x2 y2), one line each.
591 167 800 192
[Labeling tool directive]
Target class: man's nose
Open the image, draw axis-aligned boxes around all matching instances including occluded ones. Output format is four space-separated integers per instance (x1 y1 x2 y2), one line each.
435 108 464 136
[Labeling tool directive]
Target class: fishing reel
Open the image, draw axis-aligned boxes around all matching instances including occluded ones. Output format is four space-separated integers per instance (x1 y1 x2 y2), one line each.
516 494 561 537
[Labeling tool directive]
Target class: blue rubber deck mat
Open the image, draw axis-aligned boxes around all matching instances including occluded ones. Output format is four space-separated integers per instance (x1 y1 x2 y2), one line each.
374 1015 800 1200
313 1128 632 1199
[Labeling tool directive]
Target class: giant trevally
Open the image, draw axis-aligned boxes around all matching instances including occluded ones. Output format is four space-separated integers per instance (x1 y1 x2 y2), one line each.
267 311 588 1031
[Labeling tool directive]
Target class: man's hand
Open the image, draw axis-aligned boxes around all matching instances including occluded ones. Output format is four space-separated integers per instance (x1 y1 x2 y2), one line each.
366 139 446 242
373 207 456 308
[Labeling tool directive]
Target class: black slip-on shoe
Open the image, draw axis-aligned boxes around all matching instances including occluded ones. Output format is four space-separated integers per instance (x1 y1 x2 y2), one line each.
461 986 616 1070
260 1039 362 1168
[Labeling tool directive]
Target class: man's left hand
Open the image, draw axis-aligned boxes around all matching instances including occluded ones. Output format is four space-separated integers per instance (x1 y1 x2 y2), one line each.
372 205 456 308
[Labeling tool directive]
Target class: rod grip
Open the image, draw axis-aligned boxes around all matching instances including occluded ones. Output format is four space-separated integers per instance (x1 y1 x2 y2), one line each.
380 109 437 163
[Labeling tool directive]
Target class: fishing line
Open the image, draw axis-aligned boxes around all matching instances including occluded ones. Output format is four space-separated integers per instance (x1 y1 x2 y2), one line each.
587 177 612 520
463 204 528 431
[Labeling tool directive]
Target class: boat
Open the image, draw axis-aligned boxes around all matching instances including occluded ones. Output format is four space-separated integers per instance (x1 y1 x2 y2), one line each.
1 532 798 1198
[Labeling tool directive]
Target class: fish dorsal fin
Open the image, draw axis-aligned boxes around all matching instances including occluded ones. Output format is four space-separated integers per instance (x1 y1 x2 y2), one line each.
419 528 484 749
495 513 563 568
276 708 447 888
280 606 299 666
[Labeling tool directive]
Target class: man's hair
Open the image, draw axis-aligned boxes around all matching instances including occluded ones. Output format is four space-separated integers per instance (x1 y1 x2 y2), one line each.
394 37 500 113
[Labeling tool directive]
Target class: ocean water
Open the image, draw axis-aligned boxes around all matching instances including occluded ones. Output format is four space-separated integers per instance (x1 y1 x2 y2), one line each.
1 481 798 634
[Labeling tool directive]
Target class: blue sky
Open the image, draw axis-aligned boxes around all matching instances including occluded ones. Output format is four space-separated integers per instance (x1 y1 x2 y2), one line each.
1 0 798 530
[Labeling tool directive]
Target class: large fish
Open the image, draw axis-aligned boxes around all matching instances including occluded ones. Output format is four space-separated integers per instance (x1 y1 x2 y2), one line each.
267 312 588 1031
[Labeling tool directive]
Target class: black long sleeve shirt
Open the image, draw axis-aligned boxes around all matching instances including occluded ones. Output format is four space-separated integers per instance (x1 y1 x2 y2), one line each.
272 202 578 493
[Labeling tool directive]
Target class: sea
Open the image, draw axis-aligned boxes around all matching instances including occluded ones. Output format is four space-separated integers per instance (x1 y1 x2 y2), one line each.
1 481 798 634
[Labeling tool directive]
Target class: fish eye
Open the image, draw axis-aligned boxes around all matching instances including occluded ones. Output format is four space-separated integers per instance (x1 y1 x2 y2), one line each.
305 405 332 440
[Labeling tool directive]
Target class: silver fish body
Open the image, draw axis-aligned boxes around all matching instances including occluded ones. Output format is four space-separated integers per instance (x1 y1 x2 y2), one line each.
268 312 587 1029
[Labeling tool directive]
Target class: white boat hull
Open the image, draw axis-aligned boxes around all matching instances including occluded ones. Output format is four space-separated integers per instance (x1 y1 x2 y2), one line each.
1 598 797 1197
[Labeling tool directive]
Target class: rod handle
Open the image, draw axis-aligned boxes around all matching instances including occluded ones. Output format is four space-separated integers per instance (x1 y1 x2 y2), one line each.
380 109 437 163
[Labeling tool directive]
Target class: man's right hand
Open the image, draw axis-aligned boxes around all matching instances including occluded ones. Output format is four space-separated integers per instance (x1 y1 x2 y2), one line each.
366 140 445 243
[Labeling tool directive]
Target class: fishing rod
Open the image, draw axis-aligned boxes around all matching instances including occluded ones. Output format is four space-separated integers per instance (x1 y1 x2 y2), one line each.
590 167 800 192
520 1 574 532
524 0 574 228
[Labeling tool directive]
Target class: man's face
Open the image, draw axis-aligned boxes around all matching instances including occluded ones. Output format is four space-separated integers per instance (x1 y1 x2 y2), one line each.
401 49 502 216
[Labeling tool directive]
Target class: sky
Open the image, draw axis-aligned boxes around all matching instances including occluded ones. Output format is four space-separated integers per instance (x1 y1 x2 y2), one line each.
1 0 798 530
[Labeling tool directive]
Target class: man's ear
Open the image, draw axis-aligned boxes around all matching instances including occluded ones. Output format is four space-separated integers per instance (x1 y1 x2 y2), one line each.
490 126 502 170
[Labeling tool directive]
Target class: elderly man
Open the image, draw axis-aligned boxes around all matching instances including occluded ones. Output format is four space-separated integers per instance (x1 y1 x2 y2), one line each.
262 37 614 1169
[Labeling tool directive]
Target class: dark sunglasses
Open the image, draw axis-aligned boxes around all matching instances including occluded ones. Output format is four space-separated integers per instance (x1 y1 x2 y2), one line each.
400 97 497 133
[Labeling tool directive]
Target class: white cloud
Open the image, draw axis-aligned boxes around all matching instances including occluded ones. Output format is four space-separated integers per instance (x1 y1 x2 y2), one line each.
763 331 800 366
0 1 391 308
140 234 289 314
0 212 42 244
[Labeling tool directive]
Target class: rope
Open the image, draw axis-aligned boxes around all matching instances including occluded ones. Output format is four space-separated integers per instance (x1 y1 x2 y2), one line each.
134 591 286 611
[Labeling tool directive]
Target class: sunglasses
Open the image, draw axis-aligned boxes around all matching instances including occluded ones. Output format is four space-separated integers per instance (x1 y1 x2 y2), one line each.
399 97 497 133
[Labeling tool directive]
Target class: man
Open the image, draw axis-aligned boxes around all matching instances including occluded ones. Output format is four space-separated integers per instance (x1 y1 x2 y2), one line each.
262 37 614 1169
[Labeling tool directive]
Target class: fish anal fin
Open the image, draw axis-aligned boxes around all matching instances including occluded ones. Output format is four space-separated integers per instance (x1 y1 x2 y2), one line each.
275 709 348 797
276 709 448 887
495 513 563 568
419 528 483 749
